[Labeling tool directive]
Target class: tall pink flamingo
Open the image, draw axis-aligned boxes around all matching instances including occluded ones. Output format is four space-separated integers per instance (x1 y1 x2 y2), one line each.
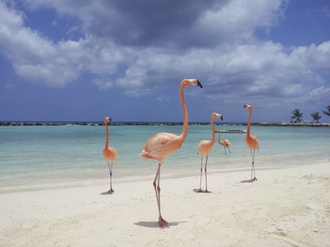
196 112 223 192
140 79 203 228
244 104 259 182
217 130 231 154
103 117 117 194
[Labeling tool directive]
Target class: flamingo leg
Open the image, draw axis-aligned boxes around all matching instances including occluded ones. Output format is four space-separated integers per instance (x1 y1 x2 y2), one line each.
204 156 209 192
110 162 114 192
250 150 257 182
153 164 168 228
198 157 203 192
227 147 231 154
107 162 114 194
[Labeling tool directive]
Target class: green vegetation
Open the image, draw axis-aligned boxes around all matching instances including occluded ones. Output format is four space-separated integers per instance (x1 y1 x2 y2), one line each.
323 105 330 117
311 112 321 123
290 105 330 123
291 108 303 123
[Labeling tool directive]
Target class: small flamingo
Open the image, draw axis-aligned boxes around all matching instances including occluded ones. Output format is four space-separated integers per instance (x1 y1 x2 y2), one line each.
139 79 203 228
217 130 231 154
197 112 223 192
244 104 259 182
103 117 117 194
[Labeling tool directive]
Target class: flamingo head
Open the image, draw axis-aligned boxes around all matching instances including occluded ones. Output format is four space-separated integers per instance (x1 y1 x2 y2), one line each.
244 104 252 110
211 112 223 121
104 117 111 125
181 79 203 88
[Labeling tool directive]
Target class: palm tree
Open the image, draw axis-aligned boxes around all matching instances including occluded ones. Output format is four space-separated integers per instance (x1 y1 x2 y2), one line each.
323 105 330 117
311 112 321 123
290 108 303 123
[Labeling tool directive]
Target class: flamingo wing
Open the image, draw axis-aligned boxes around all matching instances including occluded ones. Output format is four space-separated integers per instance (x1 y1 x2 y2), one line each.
224 139 231 147
103 147 117 161
197 140 213 156
246 135 259 150
140 133 180 161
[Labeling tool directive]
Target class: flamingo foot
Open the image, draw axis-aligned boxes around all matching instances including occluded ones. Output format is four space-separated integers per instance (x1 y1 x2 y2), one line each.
158 217 169 228
252 177 258 182
107 189 114 194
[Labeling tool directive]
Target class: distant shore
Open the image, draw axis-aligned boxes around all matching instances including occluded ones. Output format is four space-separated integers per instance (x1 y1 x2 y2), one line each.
0 121 329 127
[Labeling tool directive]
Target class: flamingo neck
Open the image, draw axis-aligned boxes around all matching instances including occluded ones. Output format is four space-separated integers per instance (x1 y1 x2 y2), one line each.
210 118 216 145
105 124 109 148
179 84 188 142
247 109 252 137
218 130 221 143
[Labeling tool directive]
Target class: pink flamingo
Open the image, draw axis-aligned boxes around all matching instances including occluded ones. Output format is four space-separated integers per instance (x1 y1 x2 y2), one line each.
217 130 231 154
103 117 118 194
140 79 203 228
244 104 259 182
196 112 223 192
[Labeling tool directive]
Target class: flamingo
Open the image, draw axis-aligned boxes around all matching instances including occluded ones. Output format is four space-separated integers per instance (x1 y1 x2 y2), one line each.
243 104 259 182
196 112 223 193
139 79 203 228
103 117 118 194
217 130 231 154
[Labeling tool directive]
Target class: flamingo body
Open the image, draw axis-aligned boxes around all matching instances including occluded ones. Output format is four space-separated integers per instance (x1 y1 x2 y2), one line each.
139 79 203 228
245 135 259 150
103 117 117 194
197 140 213 156
140 133 182 163
244 104 259 182
103 147 117 161
197 112 223 192
219 139 231 148
217 130 231 154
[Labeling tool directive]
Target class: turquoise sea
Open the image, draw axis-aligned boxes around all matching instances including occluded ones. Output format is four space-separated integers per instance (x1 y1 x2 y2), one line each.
1 124 329 192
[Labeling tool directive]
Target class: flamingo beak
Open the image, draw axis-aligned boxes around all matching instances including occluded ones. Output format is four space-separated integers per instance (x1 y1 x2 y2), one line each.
243 105 247 108
220 115 223 121
196 80 203 88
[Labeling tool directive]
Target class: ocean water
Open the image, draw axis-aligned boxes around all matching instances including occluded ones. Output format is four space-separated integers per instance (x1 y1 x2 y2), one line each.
0 124 329 192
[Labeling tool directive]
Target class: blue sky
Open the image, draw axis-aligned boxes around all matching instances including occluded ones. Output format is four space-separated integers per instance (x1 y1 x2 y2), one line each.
1 0 330 123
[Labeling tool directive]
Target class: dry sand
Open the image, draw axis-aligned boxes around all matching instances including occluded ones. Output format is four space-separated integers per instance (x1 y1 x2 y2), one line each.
1 162 330 247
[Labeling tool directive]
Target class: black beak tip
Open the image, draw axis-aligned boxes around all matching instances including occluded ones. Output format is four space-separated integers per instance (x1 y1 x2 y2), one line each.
221 116 224 121
197 80 203 88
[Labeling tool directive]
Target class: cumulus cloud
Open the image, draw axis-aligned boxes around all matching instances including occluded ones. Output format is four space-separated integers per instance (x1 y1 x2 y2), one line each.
0 0 329 114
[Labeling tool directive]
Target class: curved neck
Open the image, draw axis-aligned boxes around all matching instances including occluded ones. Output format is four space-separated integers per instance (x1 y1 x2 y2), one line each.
247 109 252 137
210 118 216 145
105 124 109 148
179 84 188 142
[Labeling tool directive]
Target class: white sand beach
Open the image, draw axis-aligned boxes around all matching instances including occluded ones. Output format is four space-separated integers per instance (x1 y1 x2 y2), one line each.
1 162 330 247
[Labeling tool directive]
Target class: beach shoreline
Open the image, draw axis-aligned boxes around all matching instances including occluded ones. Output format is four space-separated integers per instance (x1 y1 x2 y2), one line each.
1 161 329 246
0 160 314 194
1 121 330 127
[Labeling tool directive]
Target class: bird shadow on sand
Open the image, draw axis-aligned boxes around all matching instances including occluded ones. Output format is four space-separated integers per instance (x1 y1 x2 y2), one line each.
240 179 255 183
134 221 186 228
193 189 212 193
100 191 114 195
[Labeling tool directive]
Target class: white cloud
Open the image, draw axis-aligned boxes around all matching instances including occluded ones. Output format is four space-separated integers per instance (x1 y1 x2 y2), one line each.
195 0 287 44
5 81 16 90
0 1 78 87
0 0 329 114
92 77 114 90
